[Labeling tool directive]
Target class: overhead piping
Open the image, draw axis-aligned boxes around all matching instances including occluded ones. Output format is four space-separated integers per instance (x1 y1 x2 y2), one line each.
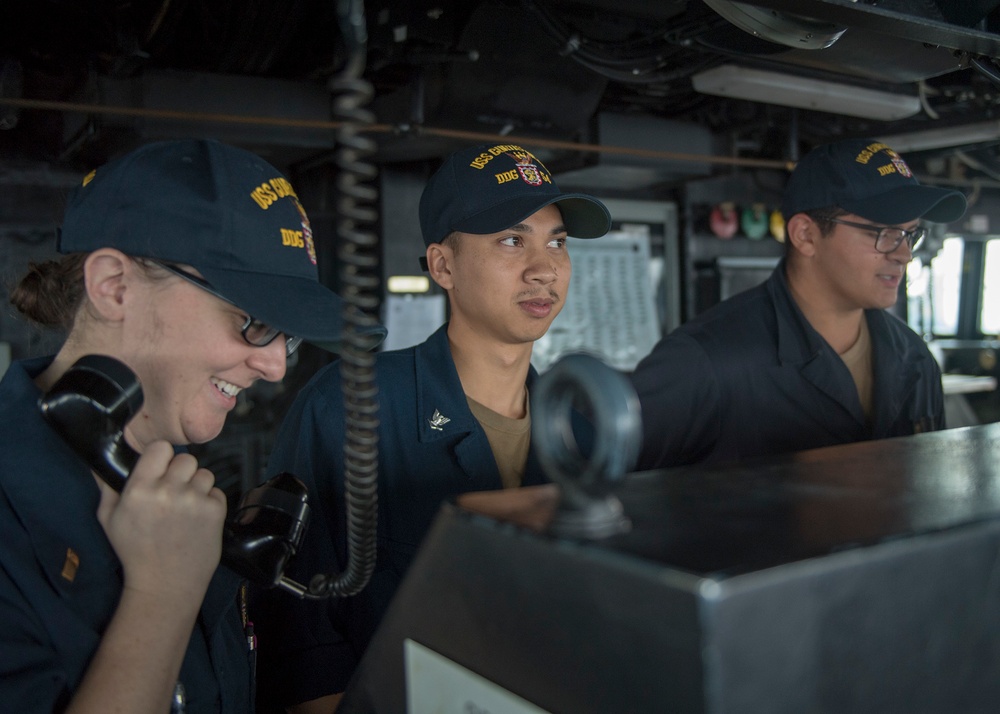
0 96 794 171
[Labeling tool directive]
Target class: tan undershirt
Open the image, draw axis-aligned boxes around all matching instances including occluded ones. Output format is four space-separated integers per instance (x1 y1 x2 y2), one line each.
840 315 874 424
466 391 531 489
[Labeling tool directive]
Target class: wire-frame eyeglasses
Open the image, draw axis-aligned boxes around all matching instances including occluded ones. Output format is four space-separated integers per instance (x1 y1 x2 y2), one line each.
827 218 926 254
154 261 302 356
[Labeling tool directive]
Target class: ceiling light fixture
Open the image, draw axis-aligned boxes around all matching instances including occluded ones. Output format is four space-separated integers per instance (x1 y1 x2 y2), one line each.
691 65 922 121
877 120 1000 153
386 275 430 294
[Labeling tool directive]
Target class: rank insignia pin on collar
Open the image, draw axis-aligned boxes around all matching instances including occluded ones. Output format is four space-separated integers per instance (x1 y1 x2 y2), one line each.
428 409 451 431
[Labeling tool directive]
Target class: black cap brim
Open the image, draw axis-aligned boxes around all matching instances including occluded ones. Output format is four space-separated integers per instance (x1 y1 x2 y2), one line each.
452 194 611 239
196 266 386 352
842 185 967 225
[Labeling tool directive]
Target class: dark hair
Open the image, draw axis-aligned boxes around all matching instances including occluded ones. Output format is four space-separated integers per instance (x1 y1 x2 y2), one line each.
441 231 461 253
9 254 88 330
8 254 167 331
803 206 848 236
785 206 847 255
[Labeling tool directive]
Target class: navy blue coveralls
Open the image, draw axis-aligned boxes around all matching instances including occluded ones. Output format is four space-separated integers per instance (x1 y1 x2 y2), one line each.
629 260 944 470
0 357 254 714
253 323 550 709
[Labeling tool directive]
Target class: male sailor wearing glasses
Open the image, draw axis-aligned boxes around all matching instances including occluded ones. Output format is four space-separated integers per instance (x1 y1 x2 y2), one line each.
630 138 968 469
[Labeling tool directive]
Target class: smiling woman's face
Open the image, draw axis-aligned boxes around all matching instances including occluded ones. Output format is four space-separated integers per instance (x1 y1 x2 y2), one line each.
118 262 288 450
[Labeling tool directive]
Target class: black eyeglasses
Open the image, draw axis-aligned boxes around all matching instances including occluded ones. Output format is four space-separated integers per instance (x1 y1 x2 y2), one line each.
154 262 302 356
827 218 926 254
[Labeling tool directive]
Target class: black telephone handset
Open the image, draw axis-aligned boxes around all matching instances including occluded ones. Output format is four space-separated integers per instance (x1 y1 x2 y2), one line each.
39 354 311 588
38 354 140 492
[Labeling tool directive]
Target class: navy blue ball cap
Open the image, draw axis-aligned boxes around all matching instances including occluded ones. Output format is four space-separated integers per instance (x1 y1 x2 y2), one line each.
58 139 385 351
782 138 967 225
419 143 612 246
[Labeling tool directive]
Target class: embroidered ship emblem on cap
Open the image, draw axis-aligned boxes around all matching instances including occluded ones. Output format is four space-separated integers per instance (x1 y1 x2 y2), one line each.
428 409 451 431
889 151 913 178
507 151 545 187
